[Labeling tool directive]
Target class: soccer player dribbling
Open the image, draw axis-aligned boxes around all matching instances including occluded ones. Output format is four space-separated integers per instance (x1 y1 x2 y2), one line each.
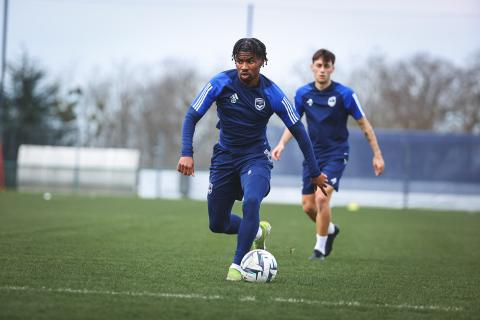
177 38 327 281
272 49 385 260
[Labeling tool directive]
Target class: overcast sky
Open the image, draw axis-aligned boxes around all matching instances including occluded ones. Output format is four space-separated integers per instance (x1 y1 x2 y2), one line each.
4 0 480 88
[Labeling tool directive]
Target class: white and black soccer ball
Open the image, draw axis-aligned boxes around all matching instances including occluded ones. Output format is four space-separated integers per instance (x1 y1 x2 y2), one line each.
240 249 277 283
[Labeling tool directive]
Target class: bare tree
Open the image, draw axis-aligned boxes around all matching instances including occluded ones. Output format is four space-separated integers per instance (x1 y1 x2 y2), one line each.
349 53 460 131
79 64 142 149
81 61 218 169
82 79 111 147
446 51 480 133
346 54 389 128
139 61 218 169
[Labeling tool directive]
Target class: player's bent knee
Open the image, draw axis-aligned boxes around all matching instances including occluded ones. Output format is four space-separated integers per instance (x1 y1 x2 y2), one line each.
209 221 228 233
302 203 316 216
242 196 261 219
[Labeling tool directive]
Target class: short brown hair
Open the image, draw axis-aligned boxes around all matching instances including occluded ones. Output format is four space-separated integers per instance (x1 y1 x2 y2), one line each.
312 49 335 64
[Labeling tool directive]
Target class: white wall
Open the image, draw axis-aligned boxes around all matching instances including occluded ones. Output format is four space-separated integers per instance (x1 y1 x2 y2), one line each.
17 145 139 194
137 169 480 212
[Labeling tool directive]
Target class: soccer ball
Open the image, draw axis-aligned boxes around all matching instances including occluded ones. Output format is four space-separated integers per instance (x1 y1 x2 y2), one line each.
240 249 277 283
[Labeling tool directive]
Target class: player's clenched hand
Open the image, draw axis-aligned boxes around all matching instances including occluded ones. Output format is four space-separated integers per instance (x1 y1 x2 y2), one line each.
271 143 285 161
311 173 328 196
177 156 195 176
373 154 385 176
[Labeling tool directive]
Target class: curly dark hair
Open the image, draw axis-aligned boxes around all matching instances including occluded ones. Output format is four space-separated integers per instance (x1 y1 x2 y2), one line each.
232 38 268 65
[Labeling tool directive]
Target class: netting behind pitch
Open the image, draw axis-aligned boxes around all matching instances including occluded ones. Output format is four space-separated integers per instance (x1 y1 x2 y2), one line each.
268 126 480 193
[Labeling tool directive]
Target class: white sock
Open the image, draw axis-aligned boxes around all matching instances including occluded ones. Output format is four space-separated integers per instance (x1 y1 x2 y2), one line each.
254 226 262 240
314 234 328 254
230 263 242 271
328 222 335 234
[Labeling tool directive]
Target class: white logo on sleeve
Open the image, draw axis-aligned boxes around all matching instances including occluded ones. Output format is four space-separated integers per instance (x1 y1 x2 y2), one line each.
330 177 337 185
255 98 266 110
306 98 313 106
328 96 336 107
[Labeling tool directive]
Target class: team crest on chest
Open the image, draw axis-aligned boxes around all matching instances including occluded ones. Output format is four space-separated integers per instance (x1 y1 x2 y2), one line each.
255 98 265 110
306 98 313 107
328 96 336 107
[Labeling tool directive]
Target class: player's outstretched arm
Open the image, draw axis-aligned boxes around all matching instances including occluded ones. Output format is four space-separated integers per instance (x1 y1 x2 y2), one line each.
179 108 202 177
178 78 219 177
272 128 293 160
177 156 195 176
357 117 385 176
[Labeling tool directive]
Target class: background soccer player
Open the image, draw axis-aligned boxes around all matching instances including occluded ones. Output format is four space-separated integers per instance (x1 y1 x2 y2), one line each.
177 38 327 281
272 49 385 260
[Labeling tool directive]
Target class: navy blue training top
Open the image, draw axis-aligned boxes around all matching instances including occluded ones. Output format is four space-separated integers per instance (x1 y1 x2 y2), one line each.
295 81 365 159
181 69 321 177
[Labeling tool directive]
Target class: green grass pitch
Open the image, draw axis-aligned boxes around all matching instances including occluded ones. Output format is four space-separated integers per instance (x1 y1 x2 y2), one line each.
1 192 479 319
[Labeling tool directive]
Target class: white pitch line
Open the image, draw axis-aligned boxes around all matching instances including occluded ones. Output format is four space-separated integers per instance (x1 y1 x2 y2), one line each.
1 286 221 301
239 296 256 302
0 285 463 313
273 297 463 312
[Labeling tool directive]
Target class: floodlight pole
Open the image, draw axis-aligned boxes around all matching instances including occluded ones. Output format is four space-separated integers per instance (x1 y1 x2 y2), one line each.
69 88 83 192
246 3 254 37
0 0 9 191
0 0 8 111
